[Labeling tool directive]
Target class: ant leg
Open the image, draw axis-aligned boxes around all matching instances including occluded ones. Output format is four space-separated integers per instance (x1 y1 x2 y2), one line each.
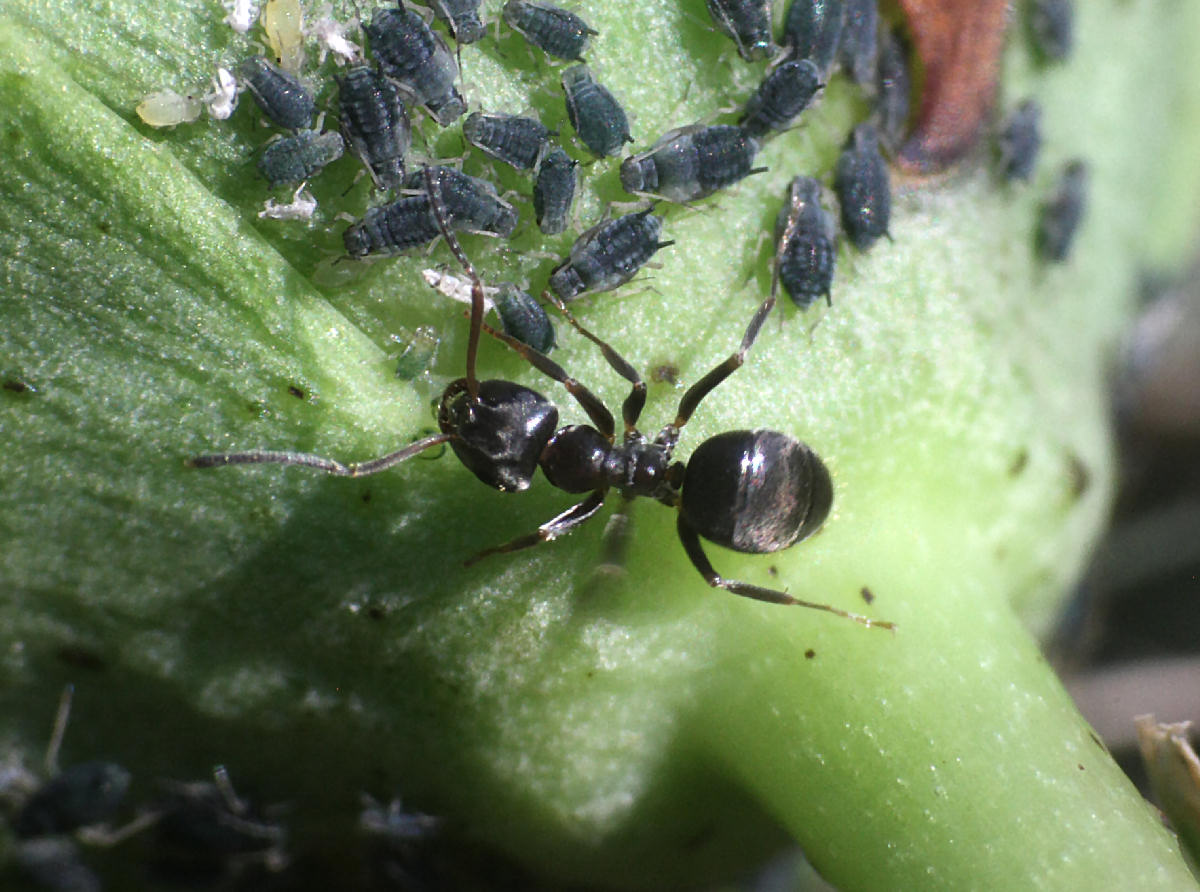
423 165 484 401
44 684 74 775
543 293 646 433
187 432 455 476
670 293 775 430
464 489 607 566
594 492 635 576
475 317 617 439
675 516 895 629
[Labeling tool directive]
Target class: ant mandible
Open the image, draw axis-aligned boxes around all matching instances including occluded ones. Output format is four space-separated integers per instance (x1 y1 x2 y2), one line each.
189 167 893 630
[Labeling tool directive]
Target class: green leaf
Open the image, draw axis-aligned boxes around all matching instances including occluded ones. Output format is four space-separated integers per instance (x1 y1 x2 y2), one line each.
2 0 1200 888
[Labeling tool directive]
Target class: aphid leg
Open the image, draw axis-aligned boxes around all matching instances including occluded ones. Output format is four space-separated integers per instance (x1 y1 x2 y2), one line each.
676 517 895 629
186 432 455 476
476 317 616 438
464 490 607 566
543 293 646 432
594 492 635 576
213 765 247 815
44 684 74 776
671 293 775 430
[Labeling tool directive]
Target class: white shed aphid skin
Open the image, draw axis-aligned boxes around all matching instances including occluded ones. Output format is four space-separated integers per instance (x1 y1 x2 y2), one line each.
205 67 238 120
312 8 363 65
259 186 319 221
221 0 259 34
136 89 204 127
422 268 499 310
263 0 306 73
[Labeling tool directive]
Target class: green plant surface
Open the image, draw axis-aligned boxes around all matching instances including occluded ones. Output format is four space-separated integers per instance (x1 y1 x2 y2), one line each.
2 0 1199 888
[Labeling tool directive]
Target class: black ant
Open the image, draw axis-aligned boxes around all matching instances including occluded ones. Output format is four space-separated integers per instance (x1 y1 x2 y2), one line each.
188 168 893 629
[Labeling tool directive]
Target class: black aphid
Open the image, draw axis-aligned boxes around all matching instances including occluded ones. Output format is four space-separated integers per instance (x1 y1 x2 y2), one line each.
739 59 823 139
239 55 314 131
533 146 577 235
405 166 519 238
561 64 631 158
783 0 845 76
338 65 412 190
365 6 466 126
548 208 670 300
705 0 774 61
463 112 553 170
189 205 893 629
1037 159 1088 263
620 124 762 203
996 99 1042 183
496 284 556 353
774 176 837 309
256 130 345 187
1029 0 1073 63
873 28 911 152
343 194 440 257
833 123 891 251
417 0 486 44
837 0 879 85
502 0 596 61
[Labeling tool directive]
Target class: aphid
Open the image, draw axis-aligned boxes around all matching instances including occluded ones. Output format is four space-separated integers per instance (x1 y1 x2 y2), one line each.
549 208 671 300
739 59 822 139
256 130 345 187
833 123 891 251
312 11 363 64
417 0 486 44
774 176 836 309
262 0 306 73
1029 0 1073 63
365 6 466 126
996 99 1042 183
205 67 238 120
188 207 893 629
259 186 318 220
873 28 910 151
837 0 878 85
393 325 441 380
705 0 774 61
495 284 556 353
782 0 845 76
463 112 553 171
238 55 314 131
1037 159 1088 263
136 88 203 127
405 166 519 238
502 0 597 61
561 64 631 158
222 0 259 34
338 65 412 190
533 146 577 235
343 194 440 257
620 124 763 204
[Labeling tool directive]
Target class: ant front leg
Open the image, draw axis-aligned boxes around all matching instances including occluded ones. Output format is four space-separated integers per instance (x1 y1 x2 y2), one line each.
463 489 608 566
675 516 895 629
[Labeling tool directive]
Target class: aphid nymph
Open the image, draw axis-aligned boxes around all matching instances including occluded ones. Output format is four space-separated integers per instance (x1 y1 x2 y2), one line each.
502 0 597 61
783 0 845 77
620 124 763 204
338 65 412 190
1037 159 1088 263
561 64 631 158
533 146 578 236
256 129 345 188
366 5 466 126
463 112 553 171
705 0 774 61
996 99 1042 183
548 208 671 301
239 55 315 131
739 59 823 139
774 175 837 309
833 122 891 251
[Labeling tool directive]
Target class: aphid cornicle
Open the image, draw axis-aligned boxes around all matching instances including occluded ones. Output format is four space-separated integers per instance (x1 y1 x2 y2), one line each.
837 0 879 85
343 194 440 257
1029 0 1073 63
338 65 412 190
739 59 823 139
463 112 553 171
833 122 891 251
502 0 597 61
1037 159 1088 263
365 6 466 126
561 64 631 158
405 166 519 238
416 0 486 44
775 175 837 309
256 130 345 187
188 197 892 629
705 0 774 61
533 146 577 235
239 55 315 131
620 125 763 204
996 99 1042 183
783 0 845 76
548 208 671 301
